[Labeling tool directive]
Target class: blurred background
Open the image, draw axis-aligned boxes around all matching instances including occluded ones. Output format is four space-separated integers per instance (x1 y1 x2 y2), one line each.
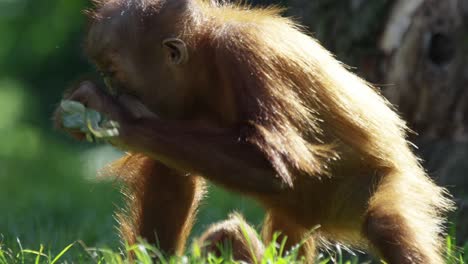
0 0 467 258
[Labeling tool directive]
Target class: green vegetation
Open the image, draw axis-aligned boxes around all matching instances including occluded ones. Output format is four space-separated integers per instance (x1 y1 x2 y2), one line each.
0 235 303 264
0 234 466 263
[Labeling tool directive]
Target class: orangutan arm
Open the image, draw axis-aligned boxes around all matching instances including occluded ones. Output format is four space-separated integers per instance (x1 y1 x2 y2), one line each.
121 117 286 195
55 82 286 194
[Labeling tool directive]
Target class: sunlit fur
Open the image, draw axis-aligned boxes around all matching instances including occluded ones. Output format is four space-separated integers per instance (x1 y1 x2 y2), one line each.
92 0 454 263
103 154 206 255
197 213 265 262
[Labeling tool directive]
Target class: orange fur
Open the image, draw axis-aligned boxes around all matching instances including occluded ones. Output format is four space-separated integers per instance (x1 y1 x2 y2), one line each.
103 154 206 255
62 1 456 263
197 213 264 263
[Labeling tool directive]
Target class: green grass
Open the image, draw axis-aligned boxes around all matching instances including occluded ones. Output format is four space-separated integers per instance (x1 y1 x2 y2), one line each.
0 235 466 264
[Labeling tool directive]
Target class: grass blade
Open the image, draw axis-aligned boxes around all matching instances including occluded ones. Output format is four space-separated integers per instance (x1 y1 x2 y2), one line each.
36 245 44 264
16 238 24 264
0 248 9 264
50 242 75 264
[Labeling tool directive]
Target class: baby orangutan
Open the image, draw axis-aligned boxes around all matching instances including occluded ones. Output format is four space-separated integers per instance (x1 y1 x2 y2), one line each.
55 0 454 263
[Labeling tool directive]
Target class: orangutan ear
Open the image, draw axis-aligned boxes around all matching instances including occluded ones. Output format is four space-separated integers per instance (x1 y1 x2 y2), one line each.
162 38 189 65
